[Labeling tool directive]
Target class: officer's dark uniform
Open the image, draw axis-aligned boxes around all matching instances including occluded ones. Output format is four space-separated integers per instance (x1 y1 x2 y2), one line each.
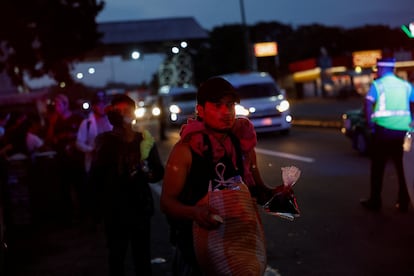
361 58 414 212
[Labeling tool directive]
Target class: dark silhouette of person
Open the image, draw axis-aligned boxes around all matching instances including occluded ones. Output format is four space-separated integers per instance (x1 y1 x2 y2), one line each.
90 94 164 276
45 94 85 223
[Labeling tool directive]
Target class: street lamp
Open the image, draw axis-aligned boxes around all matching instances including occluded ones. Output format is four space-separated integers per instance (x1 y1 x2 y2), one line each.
239 0 246 26
131 51 141 60
239 0 252 70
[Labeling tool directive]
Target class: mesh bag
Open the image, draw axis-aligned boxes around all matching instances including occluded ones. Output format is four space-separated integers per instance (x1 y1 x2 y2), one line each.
193 182 267 275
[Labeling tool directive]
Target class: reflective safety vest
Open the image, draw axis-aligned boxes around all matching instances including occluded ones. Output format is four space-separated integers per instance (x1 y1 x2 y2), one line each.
371 74 412 131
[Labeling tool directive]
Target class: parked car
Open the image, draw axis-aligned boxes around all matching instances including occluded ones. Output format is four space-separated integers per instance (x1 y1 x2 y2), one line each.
341 108 371 155
159 85 197 126
219 71 292 134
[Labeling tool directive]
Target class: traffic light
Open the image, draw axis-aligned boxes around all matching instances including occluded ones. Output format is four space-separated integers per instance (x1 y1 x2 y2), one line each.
401 23 414 38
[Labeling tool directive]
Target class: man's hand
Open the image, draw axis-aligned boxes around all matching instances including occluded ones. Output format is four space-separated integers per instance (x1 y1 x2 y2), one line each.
193 204 222 230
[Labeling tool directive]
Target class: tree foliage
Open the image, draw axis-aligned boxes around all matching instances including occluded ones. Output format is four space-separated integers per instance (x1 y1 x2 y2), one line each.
0 0 104 88
202 22 413 79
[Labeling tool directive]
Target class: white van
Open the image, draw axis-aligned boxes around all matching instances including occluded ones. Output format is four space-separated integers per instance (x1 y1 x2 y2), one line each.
159 85 197 126
219 71 292 134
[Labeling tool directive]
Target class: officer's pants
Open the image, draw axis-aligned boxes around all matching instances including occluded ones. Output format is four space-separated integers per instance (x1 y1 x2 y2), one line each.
370 125 409 206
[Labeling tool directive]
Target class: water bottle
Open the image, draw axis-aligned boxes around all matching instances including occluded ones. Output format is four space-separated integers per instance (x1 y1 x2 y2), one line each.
403 131 412 152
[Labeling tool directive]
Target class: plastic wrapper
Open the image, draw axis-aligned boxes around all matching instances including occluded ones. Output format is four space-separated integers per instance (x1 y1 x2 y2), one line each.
263 166 301 221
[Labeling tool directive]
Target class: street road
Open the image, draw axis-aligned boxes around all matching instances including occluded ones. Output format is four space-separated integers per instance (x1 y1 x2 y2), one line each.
6 125 414 276
153 126 414 276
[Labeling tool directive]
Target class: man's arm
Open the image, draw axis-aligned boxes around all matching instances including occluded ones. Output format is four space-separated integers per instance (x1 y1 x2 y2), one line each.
409 83 414 127
160 142 221 229
410 102 414 126
364 83 377 132
248 149 274 205
76 119 94 153
364 98 375 131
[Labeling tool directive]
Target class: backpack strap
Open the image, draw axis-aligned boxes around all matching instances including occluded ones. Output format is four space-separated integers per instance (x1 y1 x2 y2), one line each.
201 132 244 179
228 132 244 177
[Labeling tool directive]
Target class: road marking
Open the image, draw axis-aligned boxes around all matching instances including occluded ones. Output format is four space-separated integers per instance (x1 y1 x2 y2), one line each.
164 132 315 162
152 148 314 197
255 147 315 163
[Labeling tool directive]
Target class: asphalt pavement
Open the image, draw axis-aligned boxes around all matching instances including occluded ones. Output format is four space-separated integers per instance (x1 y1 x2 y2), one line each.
2 96 365 276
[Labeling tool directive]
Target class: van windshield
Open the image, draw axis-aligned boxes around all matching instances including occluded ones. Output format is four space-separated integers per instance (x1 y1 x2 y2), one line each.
171 92 197 102
236 83 281 99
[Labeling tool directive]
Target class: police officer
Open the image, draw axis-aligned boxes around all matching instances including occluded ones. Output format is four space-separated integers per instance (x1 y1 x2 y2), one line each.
360 57 414 212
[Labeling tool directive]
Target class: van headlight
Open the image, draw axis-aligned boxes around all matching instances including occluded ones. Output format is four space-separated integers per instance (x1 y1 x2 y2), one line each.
276 100 290 112
169 104 181 114
235 104 250 116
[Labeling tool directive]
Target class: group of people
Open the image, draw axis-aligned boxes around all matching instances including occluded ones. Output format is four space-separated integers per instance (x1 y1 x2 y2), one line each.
0 91 166 276
32 92 166 276
0 106 47 241
37 92 166 276
2 56 414 276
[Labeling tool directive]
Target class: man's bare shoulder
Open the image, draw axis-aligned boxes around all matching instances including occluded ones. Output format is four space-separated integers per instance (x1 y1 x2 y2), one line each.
166 140 192 169
170 141 191 159
170 140 191 154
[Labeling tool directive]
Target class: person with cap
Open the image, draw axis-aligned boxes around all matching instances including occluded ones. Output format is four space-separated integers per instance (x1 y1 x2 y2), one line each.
89 94 164 276
76 91 113 226
360 57 414 212
160 76 276 275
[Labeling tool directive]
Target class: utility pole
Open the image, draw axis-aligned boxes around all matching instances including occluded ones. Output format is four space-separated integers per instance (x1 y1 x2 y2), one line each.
239 0 253 70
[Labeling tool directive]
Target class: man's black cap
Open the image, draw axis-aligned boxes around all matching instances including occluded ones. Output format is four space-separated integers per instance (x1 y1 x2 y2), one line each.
197 77 240 105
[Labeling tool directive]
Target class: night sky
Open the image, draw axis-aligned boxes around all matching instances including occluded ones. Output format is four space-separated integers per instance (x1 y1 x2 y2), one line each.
26 0 414 88
98 0 413 30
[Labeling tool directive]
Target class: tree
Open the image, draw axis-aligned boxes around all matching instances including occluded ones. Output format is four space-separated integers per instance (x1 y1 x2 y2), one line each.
209 25 249 74
222 22 412 79
0 0 104 89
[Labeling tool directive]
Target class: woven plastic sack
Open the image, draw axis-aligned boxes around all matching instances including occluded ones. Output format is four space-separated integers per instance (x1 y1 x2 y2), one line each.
193 182 267 276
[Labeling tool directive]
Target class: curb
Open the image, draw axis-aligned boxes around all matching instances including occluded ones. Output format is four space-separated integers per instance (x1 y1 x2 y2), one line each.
292 119 342 128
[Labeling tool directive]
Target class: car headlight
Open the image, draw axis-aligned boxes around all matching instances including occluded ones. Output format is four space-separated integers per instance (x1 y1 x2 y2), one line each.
235 104 250 116
152 106 161 117
169 104 181 114
135 107 146 119
276 100 290 112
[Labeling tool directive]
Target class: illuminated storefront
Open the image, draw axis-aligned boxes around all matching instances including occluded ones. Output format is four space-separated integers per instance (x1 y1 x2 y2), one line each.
289 49 414 98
